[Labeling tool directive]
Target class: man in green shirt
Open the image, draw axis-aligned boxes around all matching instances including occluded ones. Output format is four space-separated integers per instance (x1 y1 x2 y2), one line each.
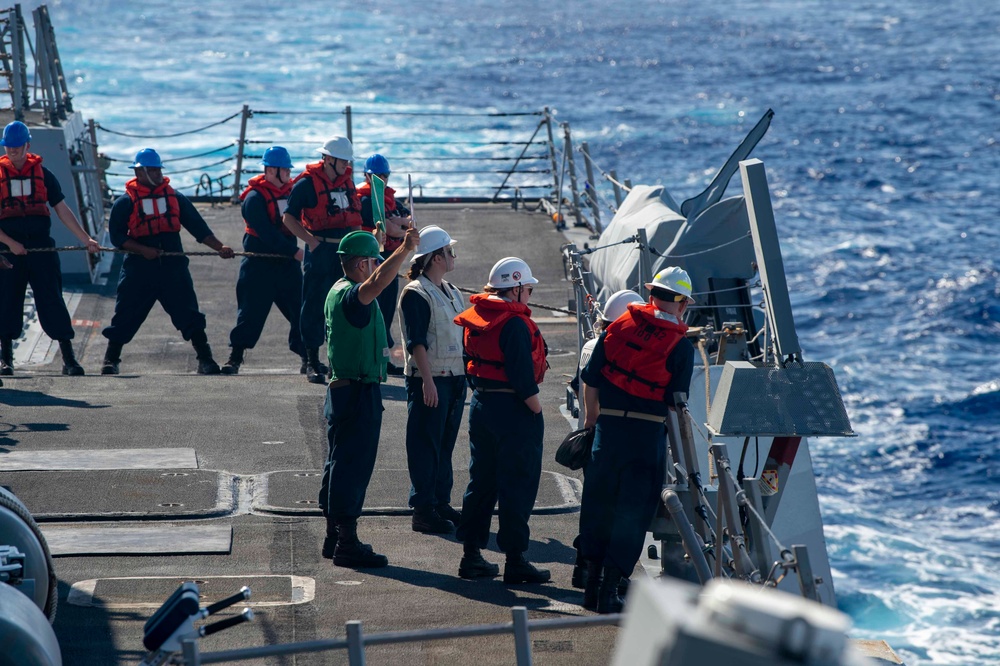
319 226 419 568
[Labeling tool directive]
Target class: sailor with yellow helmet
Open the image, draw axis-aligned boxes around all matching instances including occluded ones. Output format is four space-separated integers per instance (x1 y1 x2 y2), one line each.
578 266 696 612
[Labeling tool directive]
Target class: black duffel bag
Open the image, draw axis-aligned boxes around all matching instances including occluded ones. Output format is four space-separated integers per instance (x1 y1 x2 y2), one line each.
555 427 595 471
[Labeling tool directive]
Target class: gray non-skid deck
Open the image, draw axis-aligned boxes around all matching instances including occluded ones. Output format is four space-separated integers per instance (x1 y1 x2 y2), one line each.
0 203 615 665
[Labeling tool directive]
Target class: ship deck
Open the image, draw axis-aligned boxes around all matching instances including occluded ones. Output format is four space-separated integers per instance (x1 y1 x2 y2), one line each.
0 203 616 664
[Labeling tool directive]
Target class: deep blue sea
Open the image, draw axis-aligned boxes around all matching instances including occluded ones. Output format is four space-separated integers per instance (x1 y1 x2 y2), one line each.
34 0 1000 663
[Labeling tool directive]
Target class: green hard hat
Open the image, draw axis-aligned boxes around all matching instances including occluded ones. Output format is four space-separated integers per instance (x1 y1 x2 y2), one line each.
337 230 381 258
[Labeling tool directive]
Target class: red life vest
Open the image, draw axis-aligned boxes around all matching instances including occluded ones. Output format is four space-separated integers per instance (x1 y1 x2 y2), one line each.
290 162 362 235
356 181 405 252
124 177 181 238
240 174 293 238
600 302 687 401
454 294 547 384
0 153 50 219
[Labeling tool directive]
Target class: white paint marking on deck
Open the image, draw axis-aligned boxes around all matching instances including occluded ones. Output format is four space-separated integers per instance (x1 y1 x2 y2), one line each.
15 291 83 366
0 448 199 471
540 599 588 615
546 470 583 505
335 580 364 586
42 524 232 556
67 575 315 609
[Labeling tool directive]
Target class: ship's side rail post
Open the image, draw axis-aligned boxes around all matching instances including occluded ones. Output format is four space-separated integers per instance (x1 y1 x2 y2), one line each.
344 104 353 168
346 620 366 665
560 122 585 229
230 104 251 204
609 168 623 207
741 476 773 573
580 141 602 232
636 227 652 300
543 106 559 197
792 544 820 602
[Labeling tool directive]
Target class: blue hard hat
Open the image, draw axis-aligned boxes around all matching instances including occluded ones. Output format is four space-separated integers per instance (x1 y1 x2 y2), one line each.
261 146 294 169
0 121 31 148
364 154 390 175
131 148 163 169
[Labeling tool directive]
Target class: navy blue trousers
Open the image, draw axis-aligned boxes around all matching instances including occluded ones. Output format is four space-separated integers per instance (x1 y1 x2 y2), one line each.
102 255 206 344
456 392 544 555
579 415 666 576
229 256 303 354
319 381 383 524
300 242 344 350
405 374 467 508
0 241 74 341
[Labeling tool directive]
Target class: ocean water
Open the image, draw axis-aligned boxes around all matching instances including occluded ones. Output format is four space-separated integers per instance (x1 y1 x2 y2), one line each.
31 0 1000 663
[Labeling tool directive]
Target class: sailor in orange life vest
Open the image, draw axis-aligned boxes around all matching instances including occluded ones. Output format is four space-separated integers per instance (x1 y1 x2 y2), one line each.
453 257 551 584
357 153 411 377
0 121 100 377
577 266 696 613
397 226 466 535
220 146 306 375
100 148 235 375
281 136 363 385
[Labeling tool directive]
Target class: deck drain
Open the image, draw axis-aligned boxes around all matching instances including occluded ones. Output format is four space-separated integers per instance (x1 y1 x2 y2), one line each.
161 472 190 477
158 503 184 507
294 472 320 477
295 500 318 505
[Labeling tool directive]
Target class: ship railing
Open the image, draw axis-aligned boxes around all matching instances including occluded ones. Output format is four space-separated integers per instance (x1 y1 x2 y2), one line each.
152 601 620 666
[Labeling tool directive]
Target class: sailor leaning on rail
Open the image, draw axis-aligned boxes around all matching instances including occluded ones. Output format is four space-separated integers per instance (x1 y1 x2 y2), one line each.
220 146 306 375
319 225 420 569
99 148 235 375
358 153 411 377
577 267 696 613
397 225 466 535
0 121 100 378
281 136 363 385
453 257 551 585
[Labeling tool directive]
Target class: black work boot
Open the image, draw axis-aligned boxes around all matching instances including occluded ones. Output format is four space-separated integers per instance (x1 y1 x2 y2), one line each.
596 565 625 614
58 340 85 376
191 331 221 375
571 543 588 589
304 348 326 384
333 519 388 568
412 506 454 534
0 339 13 376
436 504 462 525
221 347 245 375
321 523 340 560
503 553 551 585
458 544 500 579
299 353 309 374
582 561 602 611
101 341 123 375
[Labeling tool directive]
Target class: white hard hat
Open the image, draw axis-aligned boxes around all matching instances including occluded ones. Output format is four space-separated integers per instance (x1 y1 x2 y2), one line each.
413 225 456 259
602 290 644 322
487 256 538 289
317 136 353 161
646 266 696 304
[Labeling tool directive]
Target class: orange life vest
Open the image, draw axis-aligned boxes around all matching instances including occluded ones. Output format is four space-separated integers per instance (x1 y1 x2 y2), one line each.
600 302 687 401
0 153 50 219
124 178 181 238
357 181 405 251
454 294 547 384
241 175 293 238
290 162 361 234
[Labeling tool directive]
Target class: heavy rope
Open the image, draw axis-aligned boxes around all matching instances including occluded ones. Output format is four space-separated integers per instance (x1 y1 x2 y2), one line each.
95 111 242 138
2 246 292 260
576 147 631 193
0 247 580 314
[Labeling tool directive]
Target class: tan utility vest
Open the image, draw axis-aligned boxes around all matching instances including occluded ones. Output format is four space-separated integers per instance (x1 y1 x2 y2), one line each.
398 275 466 378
